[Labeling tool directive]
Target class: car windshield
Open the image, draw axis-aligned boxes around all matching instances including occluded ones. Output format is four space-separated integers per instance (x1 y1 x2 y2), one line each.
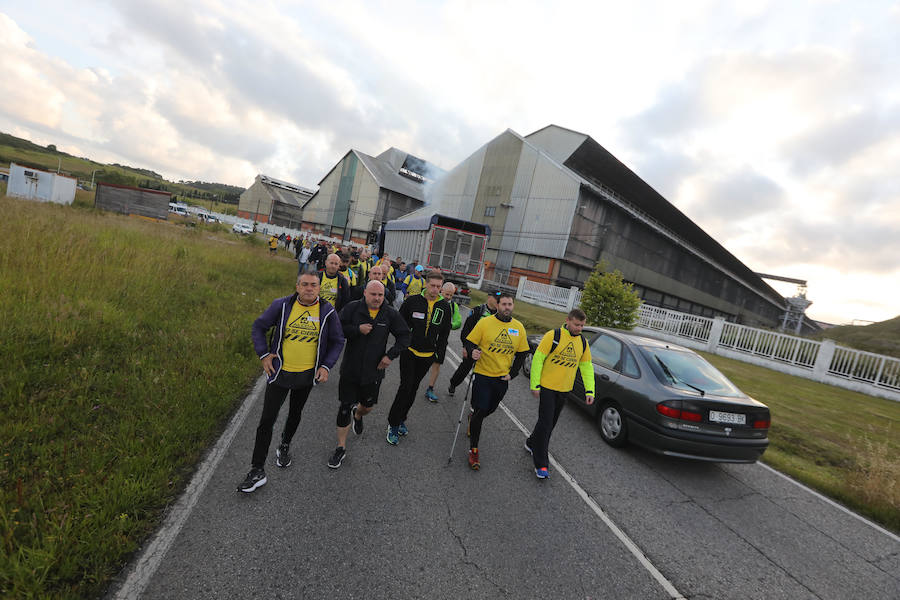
640 346 744 397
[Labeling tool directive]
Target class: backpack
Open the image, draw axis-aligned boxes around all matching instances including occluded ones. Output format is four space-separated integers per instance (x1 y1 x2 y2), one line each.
549 327 586 357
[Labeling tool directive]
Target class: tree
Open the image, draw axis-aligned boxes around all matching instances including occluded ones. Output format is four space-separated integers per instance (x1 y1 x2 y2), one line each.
46 144 57 152
579 262 642 329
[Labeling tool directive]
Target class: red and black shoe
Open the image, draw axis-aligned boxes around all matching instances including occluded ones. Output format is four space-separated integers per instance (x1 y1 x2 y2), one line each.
467 448 480 470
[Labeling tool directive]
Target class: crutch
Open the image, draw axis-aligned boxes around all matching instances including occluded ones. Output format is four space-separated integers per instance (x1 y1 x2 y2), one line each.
447 374 474 464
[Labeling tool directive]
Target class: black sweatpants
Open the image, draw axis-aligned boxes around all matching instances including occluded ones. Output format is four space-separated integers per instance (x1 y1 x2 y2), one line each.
388 350 434 427
251 370 313 469
449 354 475 389
469 373 509 449
526 387 567 469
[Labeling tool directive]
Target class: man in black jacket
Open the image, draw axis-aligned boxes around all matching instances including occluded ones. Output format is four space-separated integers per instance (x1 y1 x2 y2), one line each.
353 264 396 305
328 280 410 468
386 271 452 445
447 290 499 396
318 253 351 311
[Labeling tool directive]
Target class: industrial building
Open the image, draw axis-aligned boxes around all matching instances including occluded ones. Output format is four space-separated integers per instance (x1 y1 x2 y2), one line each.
95 182 170 220
238 174 314 227
301 147 443 244
426 125 789 328
6 163 76 205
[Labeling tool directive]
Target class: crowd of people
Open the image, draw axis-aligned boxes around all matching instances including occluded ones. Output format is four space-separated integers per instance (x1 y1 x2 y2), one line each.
239 243 596 493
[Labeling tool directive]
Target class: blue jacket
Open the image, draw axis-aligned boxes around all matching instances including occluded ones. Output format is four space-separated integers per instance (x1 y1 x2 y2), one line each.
252 294 345 385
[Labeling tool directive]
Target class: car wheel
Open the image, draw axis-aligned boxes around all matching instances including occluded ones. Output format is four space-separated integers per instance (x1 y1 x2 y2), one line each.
598 401 628 448
523 352 533 376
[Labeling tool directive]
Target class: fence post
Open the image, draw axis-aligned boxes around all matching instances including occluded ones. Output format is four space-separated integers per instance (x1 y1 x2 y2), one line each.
566 286 578 311
516 276 527 299
813 339 836 378
706 317 725 352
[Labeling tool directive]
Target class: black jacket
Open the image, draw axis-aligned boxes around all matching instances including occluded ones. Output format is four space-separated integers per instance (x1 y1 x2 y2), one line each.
318 270 351 312
460 303 497 342
399 293 452 364
338 300 410 384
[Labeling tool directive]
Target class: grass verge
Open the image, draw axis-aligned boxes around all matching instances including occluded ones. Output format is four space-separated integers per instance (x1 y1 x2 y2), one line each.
0 197 300 598
470 290 900 532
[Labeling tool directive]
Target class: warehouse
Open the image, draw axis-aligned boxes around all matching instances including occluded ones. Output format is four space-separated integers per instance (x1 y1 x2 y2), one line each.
301 147 442 244
238 174 314 227
426 125 787 328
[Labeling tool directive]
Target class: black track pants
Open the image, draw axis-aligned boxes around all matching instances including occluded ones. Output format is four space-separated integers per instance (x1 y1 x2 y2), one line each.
526 387 567 469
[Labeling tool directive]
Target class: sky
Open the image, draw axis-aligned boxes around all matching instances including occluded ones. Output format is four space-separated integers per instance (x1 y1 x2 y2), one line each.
1 0 898 325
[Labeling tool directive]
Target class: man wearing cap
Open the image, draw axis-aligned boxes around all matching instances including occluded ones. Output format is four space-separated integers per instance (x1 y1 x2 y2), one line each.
402 265 426 299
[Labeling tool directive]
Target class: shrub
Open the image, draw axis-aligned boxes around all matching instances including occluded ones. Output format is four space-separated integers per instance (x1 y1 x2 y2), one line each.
579 262 642 329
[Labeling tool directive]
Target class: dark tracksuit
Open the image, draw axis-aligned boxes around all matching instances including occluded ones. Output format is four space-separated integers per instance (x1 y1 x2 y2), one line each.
335 299 410 426
250 295 345 469
387 294 452 428
449 303 497 390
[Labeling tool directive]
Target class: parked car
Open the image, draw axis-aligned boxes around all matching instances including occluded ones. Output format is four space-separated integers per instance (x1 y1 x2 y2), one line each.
524 327 770 463
168 202 190 217
232 223 253 235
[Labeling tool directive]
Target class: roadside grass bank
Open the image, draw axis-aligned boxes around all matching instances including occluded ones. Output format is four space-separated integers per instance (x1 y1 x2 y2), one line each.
469 290 900 532
0 197 299 598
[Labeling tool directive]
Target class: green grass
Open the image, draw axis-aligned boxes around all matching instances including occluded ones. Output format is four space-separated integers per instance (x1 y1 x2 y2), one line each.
0 197 300 598
814 316 900 359
471 289 900 532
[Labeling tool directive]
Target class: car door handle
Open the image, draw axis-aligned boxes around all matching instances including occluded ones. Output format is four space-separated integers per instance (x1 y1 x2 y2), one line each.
600 374 610 381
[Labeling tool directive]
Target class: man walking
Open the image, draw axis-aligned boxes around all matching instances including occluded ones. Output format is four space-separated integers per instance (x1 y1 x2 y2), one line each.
240 268 345 492
386 271 452 445
464 293 530 470
424 281 462 402
297 243 312 276
318 253 351 311
447 291 499 396
328 281 410 468
525 309 594 479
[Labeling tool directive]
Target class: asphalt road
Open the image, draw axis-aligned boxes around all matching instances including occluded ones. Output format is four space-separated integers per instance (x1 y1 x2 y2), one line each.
110 312 899 600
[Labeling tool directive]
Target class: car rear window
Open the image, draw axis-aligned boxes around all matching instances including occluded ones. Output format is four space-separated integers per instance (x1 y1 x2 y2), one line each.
639 346 744 397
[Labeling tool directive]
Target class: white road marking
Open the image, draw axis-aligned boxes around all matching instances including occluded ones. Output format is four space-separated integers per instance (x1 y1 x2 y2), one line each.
445 347 686 599
110 375 267 600
756 462 900 542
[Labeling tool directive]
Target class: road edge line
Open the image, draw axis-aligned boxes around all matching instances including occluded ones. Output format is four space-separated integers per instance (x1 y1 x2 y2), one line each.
109 375 266 600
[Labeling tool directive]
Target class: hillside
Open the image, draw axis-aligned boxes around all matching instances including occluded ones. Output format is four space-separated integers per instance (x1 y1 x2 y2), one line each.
814 315 900 359
0 131 244 204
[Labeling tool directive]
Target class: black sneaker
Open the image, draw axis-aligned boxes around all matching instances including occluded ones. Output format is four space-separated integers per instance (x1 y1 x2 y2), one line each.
351 405 363 435
275 443 292 468
238 468 267 493
328 446 346 469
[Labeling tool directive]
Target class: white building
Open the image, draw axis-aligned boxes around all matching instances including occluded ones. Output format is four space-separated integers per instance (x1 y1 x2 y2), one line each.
7 163 76 205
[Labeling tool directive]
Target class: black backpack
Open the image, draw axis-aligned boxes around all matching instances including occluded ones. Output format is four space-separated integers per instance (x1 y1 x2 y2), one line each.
549 327 586 357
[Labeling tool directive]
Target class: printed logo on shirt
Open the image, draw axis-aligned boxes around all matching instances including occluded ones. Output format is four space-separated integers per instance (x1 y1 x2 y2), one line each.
487 328 516 355
286 310 319 343
550 341 578 368
508 328 519 336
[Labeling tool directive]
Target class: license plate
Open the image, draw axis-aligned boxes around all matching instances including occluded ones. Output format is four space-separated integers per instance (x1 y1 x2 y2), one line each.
709 410 746 425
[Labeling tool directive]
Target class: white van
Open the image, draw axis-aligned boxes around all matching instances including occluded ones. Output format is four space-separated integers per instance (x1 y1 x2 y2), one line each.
168 203 190 217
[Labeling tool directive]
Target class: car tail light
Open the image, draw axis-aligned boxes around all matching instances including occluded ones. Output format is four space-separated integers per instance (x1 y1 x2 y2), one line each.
657 403 681 419
681 410 703 422
752 418 770 429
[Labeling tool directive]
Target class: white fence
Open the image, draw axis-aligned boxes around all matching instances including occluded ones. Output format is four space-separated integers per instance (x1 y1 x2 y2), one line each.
634 305 900 402
510 276 900 402
516 277 582 311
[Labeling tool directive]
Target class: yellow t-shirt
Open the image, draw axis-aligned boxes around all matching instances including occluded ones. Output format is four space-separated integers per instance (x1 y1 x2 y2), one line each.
535 328 592 392
467 315 529 377
268 237 278 249
319 274 339 306
404 275 424 296
409 297 439 358
282 300 320 372
368 307 379 319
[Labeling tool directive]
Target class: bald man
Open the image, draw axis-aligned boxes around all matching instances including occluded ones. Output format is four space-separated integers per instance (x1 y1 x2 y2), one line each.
357 263 396 305
329 280 410 468
424 282 462 402
318 253 351 311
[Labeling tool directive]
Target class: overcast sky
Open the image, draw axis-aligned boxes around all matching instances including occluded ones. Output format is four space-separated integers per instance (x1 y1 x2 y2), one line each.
1 0 898 325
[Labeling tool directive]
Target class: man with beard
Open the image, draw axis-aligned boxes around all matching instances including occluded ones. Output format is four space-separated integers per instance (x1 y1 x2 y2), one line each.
318 253 351 311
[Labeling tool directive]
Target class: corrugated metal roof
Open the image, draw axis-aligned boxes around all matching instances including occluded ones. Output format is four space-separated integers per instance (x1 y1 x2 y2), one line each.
354 149 431 201
263 181 312 208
